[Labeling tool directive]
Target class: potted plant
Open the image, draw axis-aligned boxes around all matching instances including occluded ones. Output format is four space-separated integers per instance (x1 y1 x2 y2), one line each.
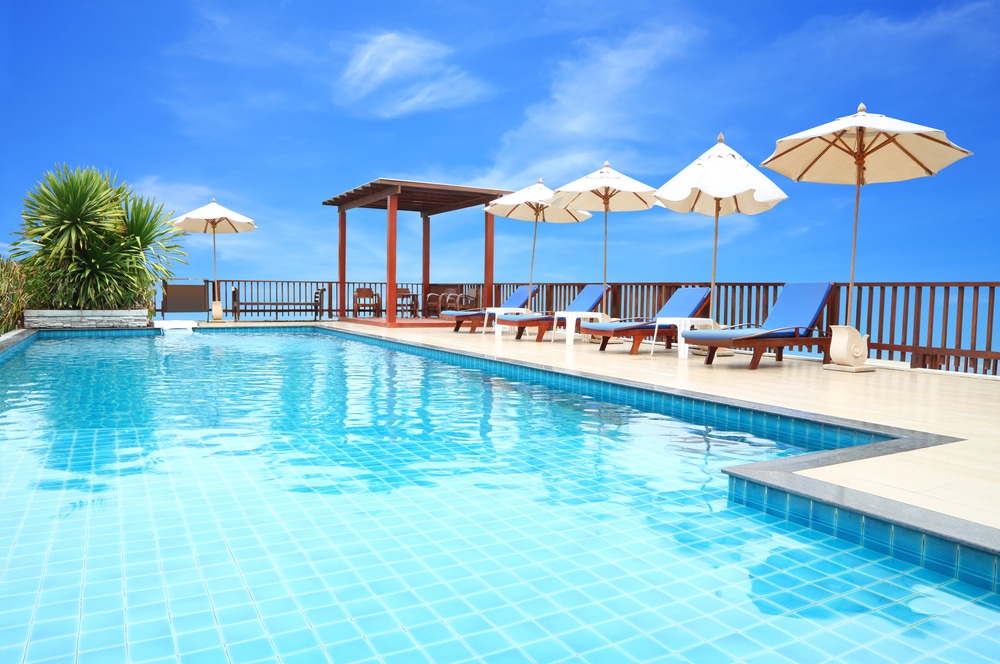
10 165 186 329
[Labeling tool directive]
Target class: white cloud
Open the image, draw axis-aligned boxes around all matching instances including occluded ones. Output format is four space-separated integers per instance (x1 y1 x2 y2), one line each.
473 23 695 189
338 32 490 116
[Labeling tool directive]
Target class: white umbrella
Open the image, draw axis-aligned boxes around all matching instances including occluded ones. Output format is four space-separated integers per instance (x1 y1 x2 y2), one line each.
171 199 257 319
761 103 971 321
655 134 787 317
548 162 656 312
486 179 591 296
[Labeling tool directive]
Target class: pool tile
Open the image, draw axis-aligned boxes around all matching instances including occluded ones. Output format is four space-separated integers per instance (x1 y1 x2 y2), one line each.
811 502 837 535
3 328 995 664
924 536 959 578
836 509 864 545
957 546 997 590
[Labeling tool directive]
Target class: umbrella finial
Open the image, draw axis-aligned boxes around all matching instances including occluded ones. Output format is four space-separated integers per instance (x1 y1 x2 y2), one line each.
857 102 866 113
537 178 543 184
211 197 216 202
717 133 725 144
603 161 610 168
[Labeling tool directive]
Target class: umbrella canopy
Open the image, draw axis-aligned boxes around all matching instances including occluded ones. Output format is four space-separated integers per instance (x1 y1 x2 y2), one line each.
548 162 656 311
170 199 258 300
762 103 971 320
655 134 787 316
486 179 590 295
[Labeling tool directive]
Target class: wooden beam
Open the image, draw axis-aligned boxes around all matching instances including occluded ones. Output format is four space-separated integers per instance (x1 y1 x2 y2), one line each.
338 184 402 212
424 194 497 218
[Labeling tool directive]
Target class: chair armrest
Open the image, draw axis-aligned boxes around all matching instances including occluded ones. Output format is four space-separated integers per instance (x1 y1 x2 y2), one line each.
454 294 478 310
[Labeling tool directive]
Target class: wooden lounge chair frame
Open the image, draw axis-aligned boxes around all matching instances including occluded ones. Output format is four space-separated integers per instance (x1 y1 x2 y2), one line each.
496 284 610 342
443 285 536 333
579 287 711 354
682 282 834 370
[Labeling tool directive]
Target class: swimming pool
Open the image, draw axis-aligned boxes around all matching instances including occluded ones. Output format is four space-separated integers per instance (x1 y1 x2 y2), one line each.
1 329 997 663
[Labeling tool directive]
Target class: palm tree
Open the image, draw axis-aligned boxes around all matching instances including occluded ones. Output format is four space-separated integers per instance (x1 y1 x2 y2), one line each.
12 165 186 311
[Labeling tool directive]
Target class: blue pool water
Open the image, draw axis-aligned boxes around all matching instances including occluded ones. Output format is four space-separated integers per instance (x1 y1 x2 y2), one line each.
0 330 997 663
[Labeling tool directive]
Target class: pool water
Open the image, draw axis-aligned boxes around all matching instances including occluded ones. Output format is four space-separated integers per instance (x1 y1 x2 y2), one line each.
0 331 997 663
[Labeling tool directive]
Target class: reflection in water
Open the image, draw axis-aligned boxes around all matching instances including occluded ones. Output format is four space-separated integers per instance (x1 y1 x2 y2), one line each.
1 333 801 505
2 332 996 657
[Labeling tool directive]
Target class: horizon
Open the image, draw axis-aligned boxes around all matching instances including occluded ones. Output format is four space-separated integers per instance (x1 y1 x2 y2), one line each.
2 1 997 287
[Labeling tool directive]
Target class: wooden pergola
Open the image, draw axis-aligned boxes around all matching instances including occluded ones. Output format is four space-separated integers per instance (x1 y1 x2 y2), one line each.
322 179 511 326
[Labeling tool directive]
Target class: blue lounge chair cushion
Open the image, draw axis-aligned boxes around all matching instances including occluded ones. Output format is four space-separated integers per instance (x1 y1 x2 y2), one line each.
441 284 538 317
581 287 711 333
683 282 832 341
496 284 609 324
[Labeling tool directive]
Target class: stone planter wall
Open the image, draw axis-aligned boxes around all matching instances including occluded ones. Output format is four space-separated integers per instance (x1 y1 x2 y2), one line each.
24 309 151 329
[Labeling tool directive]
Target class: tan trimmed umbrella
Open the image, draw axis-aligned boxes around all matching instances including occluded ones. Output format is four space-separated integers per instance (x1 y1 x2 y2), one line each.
761 103 971 322
548 162 656 313
655 134 787 318
486 179 591 297
171 199 257 319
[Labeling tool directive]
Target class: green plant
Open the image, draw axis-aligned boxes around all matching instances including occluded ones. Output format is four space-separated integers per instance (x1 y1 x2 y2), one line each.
0 256 26 333
11 165 186 310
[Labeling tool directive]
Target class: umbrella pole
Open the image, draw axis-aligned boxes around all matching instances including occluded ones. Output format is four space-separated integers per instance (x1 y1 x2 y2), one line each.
711 199 721 320
210 223 223 321
603 205 609 315
847 147 864 325
528 212 539 297
212 225 219 300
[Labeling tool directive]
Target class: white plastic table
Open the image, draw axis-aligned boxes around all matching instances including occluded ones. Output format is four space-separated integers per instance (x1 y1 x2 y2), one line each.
651 317 715 358
488 307 535 336
553 311 611 345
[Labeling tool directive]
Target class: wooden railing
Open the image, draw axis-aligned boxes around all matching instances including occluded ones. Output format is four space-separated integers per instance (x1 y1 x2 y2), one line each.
161 280 1000 376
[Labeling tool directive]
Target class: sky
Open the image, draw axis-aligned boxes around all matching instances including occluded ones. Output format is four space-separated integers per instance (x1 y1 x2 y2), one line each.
2 1 997 288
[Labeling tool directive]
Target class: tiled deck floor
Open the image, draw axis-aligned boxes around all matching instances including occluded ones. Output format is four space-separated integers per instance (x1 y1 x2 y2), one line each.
316 321 1000 537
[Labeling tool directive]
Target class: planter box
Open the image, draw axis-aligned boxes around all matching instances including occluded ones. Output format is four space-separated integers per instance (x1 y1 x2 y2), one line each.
24 309 150 329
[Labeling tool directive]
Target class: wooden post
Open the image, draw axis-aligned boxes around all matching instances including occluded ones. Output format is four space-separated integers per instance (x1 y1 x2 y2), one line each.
386 194 398 325
484 211 495 307
422 214 430 316
338 209 347 318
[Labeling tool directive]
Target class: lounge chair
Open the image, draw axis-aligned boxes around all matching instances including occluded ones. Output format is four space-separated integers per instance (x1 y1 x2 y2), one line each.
579 286 711 354
681 282 833 369
441 285 538 333
495 284 611 342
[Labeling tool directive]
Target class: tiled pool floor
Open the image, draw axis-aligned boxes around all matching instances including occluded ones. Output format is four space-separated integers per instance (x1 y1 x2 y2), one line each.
349 321 1000 533
1 326 998 663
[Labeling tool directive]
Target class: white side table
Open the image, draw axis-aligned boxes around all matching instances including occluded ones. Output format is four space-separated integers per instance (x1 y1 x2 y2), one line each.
652 317 715 358
488 307 535 336
553 311 610 345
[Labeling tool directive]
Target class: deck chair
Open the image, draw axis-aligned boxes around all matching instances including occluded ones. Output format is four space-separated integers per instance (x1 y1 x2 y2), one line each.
580 286 711 354
353 287 382 317
495 284 611 342
441 285 538 333
681 282 833 369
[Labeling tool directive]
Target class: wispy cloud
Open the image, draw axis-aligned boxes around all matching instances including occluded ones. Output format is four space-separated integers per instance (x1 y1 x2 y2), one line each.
472 23 695 189
338 32 489 117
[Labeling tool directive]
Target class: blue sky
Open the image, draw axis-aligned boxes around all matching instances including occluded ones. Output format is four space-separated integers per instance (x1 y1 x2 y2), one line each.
2 1 997 287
